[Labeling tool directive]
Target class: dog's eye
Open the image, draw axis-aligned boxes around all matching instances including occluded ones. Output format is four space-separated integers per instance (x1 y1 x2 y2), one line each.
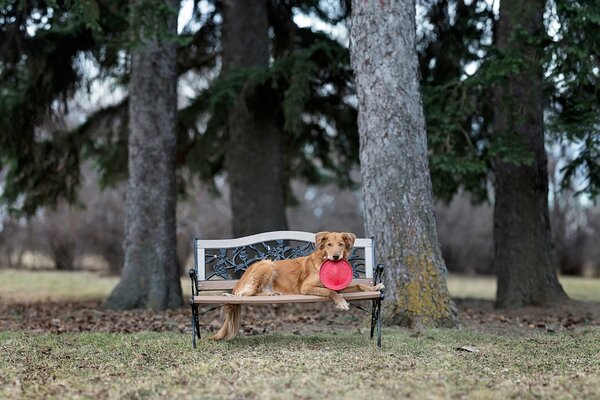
339 243 344 247
327 243 333 247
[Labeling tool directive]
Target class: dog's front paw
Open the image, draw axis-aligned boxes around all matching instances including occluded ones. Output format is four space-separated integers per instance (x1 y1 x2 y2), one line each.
374 283 385 291
336 300 350 311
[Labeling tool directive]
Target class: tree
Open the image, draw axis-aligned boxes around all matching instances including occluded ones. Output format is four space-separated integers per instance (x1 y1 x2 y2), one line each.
418 0 497 202
417 0 600 202
546 0 600 199
0 1 124 215
105 0 183 310
221 0 288 236
417 0 600 307
492 0 567 308
350 0 457 327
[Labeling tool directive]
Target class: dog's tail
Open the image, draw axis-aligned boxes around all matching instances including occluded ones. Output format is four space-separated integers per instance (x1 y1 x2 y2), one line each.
211 304 241 341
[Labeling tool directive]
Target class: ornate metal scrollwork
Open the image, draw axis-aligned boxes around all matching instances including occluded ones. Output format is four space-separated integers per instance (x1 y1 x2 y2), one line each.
204 240 366 280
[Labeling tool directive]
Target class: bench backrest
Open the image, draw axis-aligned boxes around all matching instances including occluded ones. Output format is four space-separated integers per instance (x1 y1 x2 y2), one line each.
194 231 375 290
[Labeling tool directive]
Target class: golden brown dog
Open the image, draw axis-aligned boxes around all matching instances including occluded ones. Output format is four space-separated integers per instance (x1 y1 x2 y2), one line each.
212 231 384 340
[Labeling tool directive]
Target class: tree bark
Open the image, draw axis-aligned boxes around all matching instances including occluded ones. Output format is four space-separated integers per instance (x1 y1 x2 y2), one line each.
105 0 183 310
350 0 458 328
222 0 288 237
492 0 568 308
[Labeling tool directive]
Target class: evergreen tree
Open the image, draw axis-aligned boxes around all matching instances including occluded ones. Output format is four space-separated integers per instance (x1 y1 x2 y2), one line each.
417 0 598 308
104 0 183 310
0 0 128 214
221 0 287 236
492 0 567 308
418 0 600 201
545 0 600 199
181 1 358 208
418 0 496 201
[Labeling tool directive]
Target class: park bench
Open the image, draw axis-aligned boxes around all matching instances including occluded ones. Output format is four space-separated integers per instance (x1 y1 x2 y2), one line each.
188 231 385 349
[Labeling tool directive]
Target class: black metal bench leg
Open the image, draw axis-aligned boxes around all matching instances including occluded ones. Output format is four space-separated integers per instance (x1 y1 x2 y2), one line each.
194 305 201 340
376 298 382 350
191 312 196 349
190 302 200 349
370 299 377 339
189 269 201 349
373 263 384 350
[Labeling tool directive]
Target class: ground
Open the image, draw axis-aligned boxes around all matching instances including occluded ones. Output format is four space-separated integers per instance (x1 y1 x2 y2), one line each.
1 270 599 399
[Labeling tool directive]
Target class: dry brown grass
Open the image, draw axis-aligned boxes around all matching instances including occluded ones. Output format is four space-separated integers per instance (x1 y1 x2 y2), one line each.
1 270 599 399
1 328 599 399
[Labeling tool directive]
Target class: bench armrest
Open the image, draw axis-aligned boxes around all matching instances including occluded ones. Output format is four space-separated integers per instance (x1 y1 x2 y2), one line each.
188 269 198 297
374 264 385 285
375 264 385 300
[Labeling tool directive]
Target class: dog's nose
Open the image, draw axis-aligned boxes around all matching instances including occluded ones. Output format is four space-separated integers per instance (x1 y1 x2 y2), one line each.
332 255 340 260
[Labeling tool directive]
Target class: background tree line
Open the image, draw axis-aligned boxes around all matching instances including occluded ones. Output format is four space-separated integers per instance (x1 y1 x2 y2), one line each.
2 177 599 278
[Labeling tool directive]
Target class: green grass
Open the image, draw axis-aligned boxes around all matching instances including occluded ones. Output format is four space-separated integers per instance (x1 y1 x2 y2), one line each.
1 329 599 399
0 270 191 302
0 270 118 302
447 274 600 302
1 269 599 302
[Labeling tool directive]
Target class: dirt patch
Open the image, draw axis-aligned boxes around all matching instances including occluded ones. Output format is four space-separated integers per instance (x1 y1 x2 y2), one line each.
1 297 598 336
455 297 600 335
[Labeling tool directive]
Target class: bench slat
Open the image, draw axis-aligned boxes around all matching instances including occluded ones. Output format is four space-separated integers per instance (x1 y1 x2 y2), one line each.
197 278 374 291
196 231 373 249
193 291 381 304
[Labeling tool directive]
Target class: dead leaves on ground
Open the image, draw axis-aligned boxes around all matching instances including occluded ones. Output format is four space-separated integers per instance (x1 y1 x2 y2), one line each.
455 298 599 334
0 300 201 334
1 297 598 336
0 299 370 335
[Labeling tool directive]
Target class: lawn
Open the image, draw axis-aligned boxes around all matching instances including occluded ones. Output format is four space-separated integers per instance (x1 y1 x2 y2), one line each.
1 270 600 399
2 328 599 399
447 274 600 302
0 270 193 302
2 269 600 302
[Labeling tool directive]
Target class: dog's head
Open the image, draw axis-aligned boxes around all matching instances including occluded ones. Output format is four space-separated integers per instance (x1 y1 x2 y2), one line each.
315 231 356 261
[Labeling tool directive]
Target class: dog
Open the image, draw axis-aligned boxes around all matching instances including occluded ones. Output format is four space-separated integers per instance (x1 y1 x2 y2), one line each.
212 231 384 340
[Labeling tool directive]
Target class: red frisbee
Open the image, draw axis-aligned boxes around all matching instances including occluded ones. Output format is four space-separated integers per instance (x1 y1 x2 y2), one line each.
320 259 353 291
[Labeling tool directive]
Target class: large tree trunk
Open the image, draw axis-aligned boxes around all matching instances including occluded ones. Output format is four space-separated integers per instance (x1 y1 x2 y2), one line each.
105 0 183 310
492 0 567 309
222 0 288 237
350 0 458 328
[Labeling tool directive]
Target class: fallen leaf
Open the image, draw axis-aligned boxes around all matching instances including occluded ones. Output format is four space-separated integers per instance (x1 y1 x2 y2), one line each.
456 346 480 353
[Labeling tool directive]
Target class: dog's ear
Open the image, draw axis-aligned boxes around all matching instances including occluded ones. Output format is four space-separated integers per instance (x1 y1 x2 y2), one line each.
342 232 356 249
315 231 330 249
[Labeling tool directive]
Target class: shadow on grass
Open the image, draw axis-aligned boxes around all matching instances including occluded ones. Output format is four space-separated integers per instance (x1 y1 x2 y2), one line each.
200 330 378 351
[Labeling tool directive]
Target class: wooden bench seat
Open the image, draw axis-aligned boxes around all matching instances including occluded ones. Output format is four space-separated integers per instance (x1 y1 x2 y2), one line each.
195 278 374 291
193 291 382 304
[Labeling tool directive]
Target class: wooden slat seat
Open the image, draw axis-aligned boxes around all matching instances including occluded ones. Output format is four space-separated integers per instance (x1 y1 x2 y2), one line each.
193 291 381 304
197 278 374 291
